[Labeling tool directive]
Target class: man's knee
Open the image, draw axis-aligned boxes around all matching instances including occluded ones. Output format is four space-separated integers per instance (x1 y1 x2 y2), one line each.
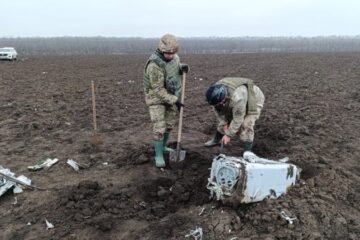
240 128 254 142
240 116 256 142
152 121 166 139
153 132 164 141
165 127 173 133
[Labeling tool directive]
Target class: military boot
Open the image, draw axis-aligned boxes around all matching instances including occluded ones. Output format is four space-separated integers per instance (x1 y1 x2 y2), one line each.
244 141 253 152
204 131 224 147
153 139 166 168
163 132 174 153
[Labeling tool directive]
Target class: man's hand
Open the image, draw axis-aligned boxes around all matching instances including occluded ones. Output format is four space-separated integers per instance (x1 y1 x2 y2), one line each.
180 63 189 74
175 100 184 112
223 124 229 132
222 135 231 145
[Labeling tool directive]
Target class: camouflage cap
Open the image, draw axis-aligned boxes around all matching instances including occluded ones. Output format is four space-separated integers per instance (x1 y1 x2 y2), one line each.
158 34 179 53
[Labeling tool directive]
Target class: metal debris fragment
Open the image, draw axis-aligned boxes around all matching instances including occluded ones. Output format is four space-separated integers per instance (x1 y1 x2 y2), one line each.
0 171 43 191
28 158 59 171
280 210 297 224
278 157 289 163
198 207 205 216
0 166 34 195
45 219 54 229
13 185 23 193
185 227 203 240
67 159 89 171
139 201 147 208
67 159 80 172
207 152 300 203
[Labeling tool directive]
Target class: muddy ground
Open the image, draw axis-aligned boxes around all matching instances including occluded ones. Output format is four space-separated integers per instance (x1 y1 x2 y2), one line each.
0 53 359 240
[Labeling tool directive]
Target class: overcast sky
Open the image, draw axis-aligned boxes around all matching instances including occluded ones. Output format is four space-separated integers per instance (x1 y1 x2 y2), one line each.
1 0 359 38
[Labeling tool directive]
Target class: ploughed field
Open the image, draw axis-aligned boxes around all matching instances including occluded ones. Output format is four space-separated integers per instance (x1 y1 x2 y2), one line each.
0 53 359 240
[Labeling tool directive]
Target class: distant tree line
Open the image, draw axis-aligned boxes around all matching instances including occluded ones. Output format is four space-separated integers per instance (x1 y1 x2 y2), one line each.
1 36 360 56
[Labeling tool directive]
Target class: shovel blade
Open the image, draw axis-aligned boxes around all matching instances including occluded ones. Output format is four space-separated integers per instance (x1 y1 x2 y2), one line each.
169 148 186 162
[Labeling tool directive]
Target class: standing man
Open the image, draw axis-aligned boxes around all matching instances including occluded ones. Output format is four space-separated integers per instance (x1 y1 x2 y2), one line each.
143 34 189 168
204 77 265 152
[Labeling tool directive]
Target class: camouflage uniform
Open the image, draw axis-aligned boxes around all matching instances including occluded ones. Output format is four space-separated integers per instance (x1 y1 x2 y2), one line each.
144 34 187 168
213 78 265 142
143 35 183 140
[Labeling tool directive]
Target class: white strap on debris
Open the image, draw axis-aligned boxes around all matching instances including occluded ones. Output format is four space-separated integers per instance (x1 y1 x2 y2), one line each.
280 210 297 224
185 227 203 240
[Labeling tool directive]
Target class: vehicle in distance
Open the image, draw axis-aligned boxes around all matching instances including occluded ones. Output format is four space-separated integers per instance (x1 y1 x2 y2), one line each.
0 47 18 61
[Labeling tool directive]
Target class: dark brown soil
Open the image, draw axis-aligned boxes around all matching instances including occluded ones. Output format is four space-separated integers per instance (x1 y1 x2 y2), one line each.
0 53 359 240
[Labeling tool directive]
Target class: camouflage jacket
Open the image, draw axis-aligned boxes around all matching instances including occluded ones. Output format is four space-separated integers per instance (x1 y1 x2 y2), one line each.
143 50 182 106
213 78 265 137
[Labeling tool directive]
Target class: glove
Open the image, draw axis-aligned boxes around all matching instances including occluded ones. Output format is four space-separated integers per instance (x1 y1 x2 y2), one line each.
166 80 176 95
175 100 184 112
179 63 189 74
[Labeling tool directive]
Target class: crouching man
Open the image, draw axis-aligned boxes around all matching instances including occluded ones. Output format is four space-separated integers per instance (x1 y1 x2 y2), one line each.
143 34 189 168
204 77 265 152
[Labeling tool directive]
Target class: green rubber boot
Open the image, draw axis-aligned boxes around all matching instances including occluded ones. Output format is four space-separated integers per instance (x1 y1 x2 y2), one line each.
163 132 174 153
244 141 253 152
204 131 224 147
153 139 166 168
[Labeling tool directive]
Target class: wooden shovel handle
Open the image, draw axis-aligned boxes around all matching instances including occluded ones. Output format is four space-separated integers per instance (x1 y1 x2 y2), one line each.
177 73 186 144
91 80 97 132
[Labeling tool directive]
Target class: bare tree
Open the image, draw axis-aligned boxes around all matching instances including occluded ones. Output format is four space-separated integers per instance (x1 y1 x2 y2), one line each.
1 36 360 56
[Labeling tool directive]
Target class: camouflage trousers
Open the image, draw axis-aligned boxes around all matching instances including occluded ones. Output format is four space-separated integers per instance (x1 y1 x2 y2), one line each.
149 104 177 140
217 114 260 142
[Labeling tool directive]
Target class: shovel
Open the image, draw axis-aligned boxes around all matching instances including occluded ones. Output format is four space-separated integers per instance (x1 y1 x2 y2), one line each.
169 73 187 162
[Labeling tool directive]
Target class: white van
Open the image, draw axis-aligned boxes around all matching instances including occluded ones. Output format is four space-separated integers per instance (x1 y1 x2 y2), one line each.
0 47 18 61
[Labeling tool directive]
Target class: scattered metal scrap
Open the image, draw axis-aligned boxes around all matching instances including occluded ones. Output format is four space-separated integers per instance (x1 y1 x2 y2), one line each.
28 158 59 171
185 227 203 240
45 219 54 229
0 166 45 192
280 210 297 224
207 151 300 203
198 207 205 216
66 159 89 172
67 159 80 171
